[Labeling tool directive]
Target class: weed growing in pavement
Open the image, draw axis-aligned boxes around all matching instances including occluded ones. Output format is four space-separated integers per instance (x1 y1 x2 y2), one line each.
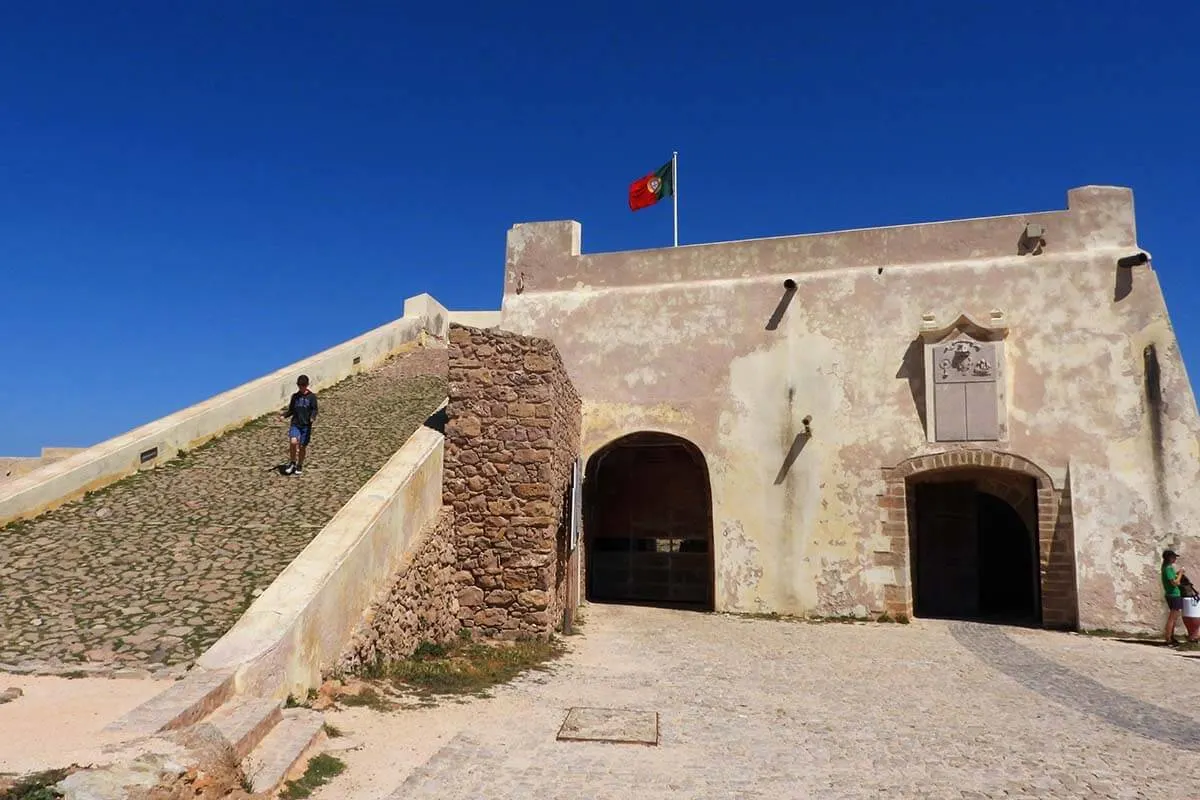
383 636 565 699
0 767 72 800
279 754 345 799
338 686 396 712
348 635 566 707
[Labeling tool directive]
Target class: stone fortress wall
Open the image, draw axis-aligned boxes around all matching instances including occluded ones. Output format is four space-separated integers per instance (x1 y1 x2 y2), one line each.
337 509 461 673
443 324 582 639
498 186 1200 632
336 323 583 669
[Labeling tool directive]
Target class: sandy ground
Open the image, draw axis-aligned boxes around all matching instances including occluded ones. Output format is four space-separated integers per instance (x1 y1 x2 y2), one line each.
315 695 497 800
0 674 166 775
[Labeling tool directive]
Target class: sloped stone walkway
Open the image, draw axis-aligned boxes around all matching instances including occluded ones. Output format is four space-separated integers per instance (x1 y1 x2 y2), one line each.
0 347 447 676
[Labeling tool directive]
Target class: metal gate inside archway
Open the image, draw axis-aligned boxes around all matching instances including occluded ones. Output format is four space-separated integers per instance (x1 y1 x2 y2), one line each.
584 432 714 609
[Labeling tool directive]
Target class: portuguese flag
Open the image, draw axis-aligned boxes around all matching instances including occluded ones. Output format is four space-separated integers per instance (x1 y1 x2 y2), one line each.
628 159 674 211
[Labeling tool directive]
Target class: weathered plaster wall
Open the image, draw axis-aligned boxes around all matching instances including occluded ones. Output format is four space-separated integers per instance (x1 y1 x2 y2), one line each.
499 186 1200 632
0 458 39 485
443 324 582 639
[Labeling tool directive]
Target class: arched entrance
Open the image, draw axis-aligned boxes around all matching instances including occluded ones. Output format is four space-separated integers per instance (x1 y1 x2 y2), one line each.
909 470 1040 623
583 432 714 609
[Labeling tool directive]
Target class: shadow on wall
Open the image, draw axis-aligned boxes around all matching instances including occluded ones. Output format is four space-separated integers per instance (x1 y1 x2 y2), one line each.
765 283 798 331
1114 262 1133 303
896 337 927 433
1048 468 1079 629
774 433 809 485
424 407 448 434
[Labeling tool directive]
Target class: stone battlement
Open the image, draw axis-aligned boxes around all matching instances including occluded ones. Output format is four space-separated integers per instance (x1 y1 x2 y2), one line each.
504 186 1138 294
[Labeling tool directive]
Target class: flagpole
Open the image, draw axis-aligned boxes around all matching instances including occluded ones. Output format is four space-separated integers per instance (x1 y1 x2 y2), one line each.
672 151 679 247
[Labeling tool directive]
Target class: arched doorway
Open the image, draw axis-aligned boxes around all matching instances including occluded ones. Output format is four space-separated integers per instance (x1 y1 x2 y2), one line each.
909 471 1040 623
584 432 714 609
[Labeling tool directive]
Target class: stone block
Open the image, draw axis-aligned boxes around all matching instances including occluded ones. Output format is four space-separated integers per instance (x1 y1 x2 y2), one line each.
487 499 515 515
458 586 485 606
451 416 482 437
486 590 517 606
515 483 551 499
519 589 549 609
474 608 507 627
525 501 554 517
523 354 554 373
514 449 551 464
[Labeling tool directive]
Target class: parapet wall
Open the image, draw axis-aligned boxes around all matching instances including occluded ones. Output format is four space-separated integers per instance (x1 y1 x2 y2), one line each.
502 186 1137 295
196 424 447 698
0 294 451 527
443 324 582 639
0 448 85 485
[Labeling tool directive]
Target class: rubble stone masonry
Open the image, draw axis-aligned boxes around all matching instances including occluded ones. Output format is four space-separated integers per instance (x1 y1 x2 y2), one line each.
443 324 582 640
337 509 461 672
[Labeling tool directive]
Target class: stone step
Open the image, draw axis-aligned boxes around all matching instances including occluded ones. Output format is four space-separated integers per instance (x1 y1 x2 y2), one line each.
202 696 283 761
244 708 326 795
105 667 235 736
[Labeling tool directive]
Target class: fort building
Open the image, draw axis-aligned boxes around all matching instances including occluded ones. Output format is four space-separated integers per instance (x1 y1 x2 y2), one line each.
499 185 1200 632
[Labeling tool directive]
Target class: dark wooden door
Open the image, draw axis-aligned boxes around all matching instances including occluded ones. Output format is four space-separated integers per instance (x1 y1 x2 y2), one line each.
913 482 979 618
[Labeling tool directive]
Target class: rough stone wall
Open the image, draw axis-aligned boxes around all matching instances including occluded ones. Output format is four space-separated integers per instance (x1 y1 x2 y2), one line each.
499 186 1200 632
336 509 460 672
444 324 582 640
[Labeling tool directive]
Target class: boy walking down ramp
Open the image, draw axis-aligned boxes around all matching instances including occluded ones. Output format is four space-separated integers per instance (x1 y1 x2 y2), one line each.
280 374 318 476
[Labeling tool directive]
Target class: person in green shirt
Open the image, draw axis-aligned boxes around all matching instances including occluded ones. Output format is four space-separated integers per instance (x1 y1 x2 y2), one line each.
1162 549 1186 644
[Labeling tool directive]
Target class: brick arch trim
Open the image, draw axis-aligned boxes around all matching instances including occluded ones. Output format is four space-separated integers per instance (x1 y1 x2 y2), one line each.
879 448 1077 629
890 449 1056 491
583 427 705 463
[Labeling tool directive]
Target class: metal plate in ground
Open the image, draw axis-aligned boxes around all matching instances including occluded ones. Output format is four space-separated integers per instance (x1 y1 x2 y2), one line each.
557 707 659 745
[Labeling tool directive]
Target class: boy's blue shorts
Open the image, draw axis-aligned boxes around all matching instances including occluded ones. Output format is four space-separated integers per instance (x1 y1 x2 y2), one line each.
288 425 312 446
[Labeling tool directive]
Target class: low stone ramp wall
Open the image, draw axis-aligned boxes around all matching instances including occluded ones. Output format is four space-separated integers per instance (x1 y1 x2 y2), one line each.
0 347 447 675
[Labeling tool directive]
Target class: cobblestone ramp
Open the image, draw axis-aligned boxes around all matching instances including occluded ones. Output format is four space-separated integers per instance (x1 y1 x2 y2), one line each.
0 348 448 675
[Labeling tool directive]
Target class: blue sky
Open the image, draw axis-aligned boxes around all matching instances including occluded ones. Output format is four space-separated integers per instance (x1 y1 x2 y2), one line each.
1 2 1197 455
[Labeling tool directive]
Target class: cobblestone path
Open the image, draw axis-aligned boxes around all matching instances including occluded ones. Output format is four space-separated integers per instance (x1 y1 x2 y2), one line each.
0 347 447 675
317 605 1200 800
949 621 1200 751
